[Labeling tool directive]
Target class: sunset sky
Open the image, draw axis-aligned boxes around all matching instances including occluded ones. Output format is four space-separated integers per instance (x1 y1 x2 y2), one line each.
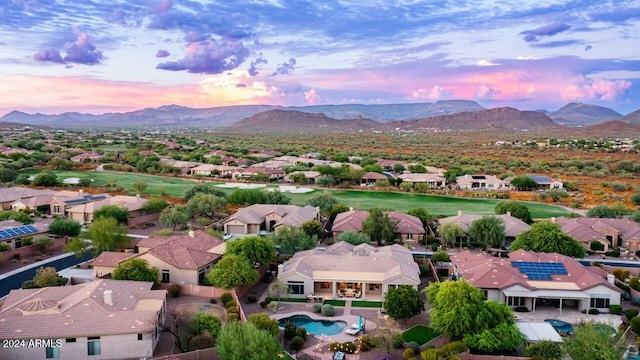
1 0 639 115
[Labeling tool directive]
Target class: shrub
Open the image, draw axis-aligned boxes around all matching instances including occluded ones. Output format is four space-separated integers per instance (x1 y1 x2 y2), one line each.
226 300 238 312
0 243 10 252
523 340 565 360
405 341 419 352
321 304 334 316
220 292 233 306
189 332 215 350
210 298 217 304
442 341 468 355
362 335 384 349
590 241 604 251
613 269 630 281
22 237 33 246
167 284 182 298
391 332 404 348
291 336 305 351
610 304 623 315
625 308 639 321
260 299 269 308
588 308 600 315
284 321 297 340
402 348 415 360
430 243 438 251
247 294 257 303
329 341 340 351
514 306 529 312
296 327 307 341
312 303 322 313
226 312 239 322
342 341 357 354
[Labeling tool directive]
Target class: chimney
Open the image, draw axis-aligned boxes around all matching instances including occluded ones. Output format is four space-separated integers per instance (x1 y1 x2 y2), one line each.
188 230 195 238
136 194 140 198
607 274 615 284
458 210 462 217
277 264 284 277
506 211 511 217
349 207 353 211
103 290 113 306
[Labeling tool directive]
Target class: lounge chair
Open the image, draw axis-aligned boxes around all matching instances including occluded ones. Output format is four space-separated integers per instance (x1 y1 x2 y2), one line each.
345 323 361 335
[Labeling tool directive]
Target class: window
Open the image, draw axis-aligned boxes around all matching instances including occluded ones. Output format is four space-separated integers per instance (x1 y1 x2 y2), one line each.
66 338 76 343
506 296 526 307
161 269 170 283
287 281 304 295
53 205 62 214
198 268 205 284
138 333 143 341
46 347 60 359
15 239 22 248
406 234 413 240
87 337 101 356
590 297 610 309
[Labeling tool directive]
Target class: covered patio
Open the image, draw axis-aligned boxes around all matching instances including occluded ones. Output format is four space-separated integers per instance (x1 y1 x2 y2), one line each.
503 288 589 314
312 280 384 301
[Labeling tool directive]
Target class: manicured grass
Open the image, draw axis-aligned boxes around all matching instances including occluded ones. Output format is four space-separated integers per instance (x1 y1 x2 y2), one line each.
323 299 346 307
26 169 571 218
264 297 308 303
402 325 441 345
351 300 383 308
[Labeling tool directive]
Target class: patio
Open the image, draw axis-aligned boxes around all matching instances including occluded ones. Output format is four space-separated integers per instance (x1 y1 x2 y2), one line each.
513 307 622 329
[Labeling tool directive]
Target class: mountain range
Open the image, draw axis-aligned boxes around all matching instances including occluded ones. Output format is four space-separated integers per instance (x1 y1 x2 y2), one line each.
1 101 638 133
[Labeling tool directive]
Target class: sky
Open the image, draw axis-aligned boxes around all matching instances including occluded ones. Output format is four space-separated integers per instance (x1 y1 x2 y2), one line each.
1 0 639 116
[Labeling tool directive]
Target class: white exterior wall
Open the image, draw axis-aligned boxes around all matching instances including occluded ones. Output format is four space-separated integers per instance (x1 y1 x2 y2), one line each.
139 253 200 285
279 273 313 298
485 289 501 302
0 332 156 360
585 284 622 309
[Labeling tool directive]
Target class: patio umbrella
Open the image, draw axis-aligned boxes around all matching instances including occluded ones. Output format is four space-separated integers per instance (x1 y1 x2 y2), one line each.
358 316 363 330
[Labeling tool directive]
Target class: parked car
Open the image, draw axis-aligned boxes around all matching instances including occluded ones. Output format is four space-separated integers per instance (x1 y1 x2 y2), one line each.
223 233 234 240
258 230 269 236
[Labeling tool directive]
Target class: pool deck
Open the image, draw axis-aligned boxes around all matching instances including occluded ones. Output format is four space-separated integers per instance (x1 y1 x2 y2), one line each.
271 310 377 343
514 307 622 329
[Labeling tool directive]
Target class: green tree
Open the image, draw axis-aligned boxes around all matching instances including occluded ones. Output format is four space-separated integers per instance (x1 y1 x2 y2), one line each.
268 226 316 254
523 340 565 360
564 322 625 360
307 192 338 213
94 205 130 225
225 235 276 267
362 208 396 245
0 167 18 182
226 189 268 206
159 204 192 231
32 266 67 288
267 280 290 301
289 173 309 184
393 163 405 174
14 173 31 185
86 217 129 255
383 285 424 323
510 221 586 258
142 197 169 214
49 218 82 236
301 219 323 238
206 254 259 290
265 190 291 205
216 322 285 360
112 258 159 288
510 175 538 191
0 210 35 224
430 250 450 262
468 215 505 249
187 193 227 220
247 312 279 337
631 192 640 206
32 170 58 186
184 183 226 200
336 231 371 245
407 208 431 228
586 204 620 218
440 222 465 248
132 181 148 195
191 312 222 337
64 237 89 258
494 201 533 224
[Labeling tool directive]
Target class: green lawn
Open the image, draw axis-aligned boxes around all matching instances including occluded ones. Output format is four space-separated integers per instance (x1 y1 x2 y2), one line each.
323 299 346 307
351 300 383 308
402 325 441 345
26 169 571 218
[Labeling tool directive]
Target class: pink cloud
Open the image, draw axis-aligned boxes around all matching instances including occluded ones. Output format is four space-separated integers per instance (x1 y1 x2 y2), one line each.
305 89 320 104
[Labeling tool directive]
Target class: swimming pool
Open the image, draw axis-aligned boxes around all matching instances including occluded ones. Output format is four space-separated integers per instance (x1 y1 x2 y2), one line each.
278 315 347 336
544 319 574 334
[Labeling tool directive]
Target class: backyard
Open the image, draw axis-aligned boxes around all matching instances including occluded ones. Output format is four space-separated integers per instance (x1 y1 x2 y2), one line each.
26 169 572 218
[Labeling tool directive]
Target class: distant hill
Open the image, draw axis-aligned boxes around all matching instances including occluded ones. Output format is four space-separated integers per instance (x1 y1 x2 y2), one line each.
620 109 640 124
545 103 622 126
379 107 557 132
224 109 379 133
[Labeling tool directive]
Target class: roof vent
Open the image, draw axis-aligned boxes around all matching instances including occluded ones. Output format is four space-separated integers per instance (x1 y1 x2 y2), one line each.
104 290 113 306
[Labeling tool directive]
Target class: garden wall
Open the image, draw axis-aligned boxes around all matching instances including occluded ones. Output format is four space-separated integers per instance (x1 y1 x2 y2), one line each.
153 348 218 360
160 284 247 322
1 236 68 264
459 352 528 360
128 212 160 227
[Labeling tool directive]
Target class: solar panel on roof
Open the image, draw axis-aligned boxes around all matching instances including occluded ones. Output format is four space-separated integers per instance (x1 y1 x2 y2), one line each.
512 261 567 281
0 225 39 240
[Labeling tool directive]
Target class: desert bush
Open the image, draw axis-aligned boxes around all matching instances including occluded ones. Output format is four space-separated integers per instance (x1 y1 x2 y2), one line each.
189 332 215 350
226 312 239 322
442 341 468 355
321 304 334 316
588 308 600 315
403 348 415 360
291 336 305 351
247 294 257 303
342 341 357 354
220 292 233 306
392 332 404 348
613 269 629 281
225 300 238 312
312 303 322 313
296 327 307 341
610 304 622 315
625 308 639 321
284 321 297 340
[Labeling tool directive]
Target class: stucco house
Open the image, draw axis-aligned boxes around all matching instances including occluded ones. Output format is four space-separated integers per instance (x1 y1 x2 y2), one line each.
277 242 420 301
66 195 147 224
190 164 238 177
284 171 322 184
555 216 640 252
332 209 425 244
0 220 50 250
0 187 56 211
456 174 508 190
438 211 530 246
360 172 388 186
451 249 623 313
0 279 166 360
223 204 319 235
397 173 446 189
49 191 111 217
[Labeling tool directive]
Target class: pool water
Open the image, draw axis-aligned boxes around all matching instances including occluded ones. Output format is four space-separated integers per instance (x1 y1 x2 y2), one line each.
278 315 347 336
544 319 574 334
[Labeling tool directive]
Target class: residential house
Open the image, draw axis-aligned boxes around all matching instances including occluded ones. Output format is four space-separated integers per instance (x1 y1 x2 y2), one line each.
70 152 102 163
92 252 138 278
66 195 147 224
0 220 50 250
49 191 111 217
158 157 201 175
223 204 320 235
232 167 285 181
0 187 56 211
456 174 508 190
451 249 623 313
438 211 530 246
331 210 425 244
190 164 238 177
0 279 166 360
278 242 420 301
555 217 640 252
397 173 446 189
11 193 55 214
505 175 563 190
360 172 388 186
284 171 322 184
